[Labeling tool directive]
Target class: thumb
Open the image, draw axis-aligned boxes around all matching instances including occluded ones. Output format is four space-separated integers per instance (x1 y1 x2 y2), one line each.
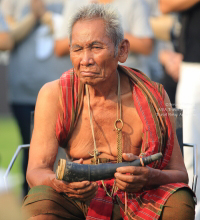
73 158 84 164
122 153 139 162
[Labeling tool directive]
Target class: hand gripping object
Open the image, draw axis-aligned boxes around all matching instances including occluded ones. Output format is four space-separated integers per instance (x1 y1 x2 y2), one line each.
56 153 162 182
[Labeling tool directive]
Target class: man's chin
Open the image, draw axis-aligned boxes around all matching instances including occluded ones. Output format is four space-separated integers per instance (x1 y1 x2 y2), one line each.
80 76 105 86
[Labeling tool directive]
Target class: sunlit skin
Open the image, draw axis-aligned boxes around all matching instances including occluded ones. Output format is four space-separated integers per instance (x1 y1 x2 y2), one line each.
0 32 14 50
70 18 120 89
68 18 144 163
27 18 188 220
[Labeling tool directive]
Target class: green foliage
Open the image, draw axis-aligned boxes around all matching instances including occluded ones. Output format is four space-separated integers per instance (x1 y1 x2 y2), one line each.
0 116 23 197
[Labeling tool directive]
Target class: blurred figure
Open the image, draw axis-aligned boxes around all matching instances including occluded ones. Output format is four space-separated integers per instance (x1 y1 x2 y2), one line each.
158 14 182 105
144 0 165 83
160 0 200 218
159 49 183 105
159 50 183 83
55 0 154 77
0 0 67 197
145 0 181 103
0 9 13 50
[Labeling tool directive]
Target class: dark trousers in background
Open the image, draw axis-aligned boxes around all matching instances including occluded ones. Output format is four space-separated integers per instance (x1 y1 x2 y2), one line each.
11 104 35 197
160 70 177 106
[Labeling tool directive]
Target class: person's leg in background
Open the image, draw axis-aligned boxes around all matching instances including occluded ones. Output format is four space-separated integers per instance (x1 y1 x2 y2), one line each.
160 70 177 106
11 104 35 197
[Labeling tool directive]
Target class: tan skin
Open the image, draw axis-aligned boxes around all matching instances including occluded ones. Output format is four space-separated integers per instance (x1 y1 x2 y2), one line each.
0 32 14 50
54 0 153 57
27 18 188 219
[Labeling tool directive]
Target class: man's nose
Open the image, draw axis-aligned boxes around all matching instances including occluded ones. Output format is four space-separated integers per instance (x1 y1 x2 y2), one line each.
80 50 94 66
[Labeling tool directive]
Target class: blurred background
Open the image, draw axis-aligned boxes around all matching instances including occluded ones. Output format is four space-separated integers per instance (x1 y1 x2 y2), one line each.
0 47 22 192
0 0 200 219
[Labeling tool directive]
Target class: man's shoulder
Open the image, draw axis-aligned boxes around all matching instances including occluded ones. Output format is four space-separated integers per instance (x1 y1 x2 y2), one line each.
38 80 60 101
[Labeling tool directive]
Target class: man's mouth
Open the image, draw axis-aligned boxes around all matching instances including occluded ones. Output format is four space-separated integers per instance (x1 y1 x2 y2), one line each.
80 71 101 77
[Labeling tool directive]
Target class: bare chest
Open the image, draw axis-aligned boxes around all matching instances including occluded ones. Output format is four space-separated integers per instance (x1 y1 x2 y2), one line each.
67 93 143 163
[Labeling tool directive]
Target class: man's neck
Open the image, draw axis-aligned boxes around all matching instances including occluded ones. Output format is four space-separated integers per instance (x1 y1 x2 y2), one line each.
86 70 132 101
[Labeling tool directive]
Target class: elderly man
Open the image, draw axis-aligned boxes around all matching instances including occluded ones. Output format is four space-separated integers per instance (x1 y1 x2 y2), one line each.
22 4 195 220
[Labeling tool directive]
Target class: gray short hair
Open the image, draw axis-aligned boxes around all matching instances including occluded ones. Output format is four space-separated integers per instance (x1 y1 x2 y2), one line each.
68 3 124 55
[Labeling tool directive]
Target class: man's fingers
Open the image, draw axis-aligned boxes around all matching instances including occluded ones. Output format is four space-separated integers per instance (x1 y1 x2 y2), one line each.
122 153 139 162
115 172 139 183
67 188 97 201
67 180 91 189
73 158 84 164
115 175 145 192
115 179 141 192
66 183 98 201
73 182 98 195
116 166 146 174
64 182 98 195
71 184 97 197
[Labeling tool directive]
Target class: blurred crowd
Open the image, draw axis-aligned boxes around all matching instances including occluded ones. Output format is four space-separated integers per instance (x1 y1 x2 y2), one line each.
0 0 199 219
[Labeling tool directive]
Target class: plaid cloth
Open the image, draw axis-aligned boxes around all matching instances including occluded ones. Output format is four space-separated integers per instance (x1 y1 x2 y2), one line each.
56 65 190 220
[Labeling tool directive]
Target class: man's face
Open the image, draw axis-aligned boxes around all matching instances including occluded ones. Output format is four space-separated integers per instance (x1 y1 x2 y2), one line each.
70 18 119 86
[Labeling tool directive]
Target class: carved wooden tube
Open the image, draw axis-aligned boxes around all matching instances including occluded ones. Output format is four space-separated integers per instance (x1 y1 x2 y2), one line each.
56 152 162 182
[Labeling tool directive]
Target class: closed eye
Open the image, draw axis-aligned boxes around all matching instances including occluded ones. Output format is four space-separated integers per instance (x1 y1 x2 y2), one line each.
91 46 102 50
71 45 83 52
73 48 82 52
90 41 103 50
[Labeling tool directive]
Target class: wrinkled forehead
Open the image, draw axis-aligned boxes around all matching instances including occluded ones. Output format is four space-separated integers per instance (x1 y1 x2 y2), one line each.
71 17 110 42
72 17 106 32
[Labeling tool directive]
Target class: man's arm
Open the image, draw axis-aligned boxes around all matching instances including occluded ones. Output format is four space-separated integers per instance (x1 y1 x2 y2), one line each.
26 80 61 189
115 91 188 192
0 8 14 50
125 0 154 55
125 33 153 55
160 0 200 14
53 0 70 57
54 38 70 57
3 0 49 45
0 32 13 50
159 50 183 82
27 80 98 201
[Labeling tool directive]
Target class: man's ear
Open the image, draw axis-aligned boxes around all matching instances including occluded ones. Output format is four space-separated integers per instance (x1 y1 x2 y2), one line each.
118 39 130 63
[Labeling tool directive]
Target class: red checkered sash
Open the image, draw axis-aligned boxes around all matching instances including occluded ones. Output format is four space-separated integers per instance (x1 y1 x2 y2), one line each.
56 66 190 220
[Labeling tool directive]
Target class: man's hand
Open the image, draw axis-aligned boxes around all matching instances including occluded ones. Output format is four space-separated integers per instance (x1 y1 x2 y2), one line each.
114 153 149 193
51 178 98 201
159 50 183 82
31 0 46 19
51 158 98 201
